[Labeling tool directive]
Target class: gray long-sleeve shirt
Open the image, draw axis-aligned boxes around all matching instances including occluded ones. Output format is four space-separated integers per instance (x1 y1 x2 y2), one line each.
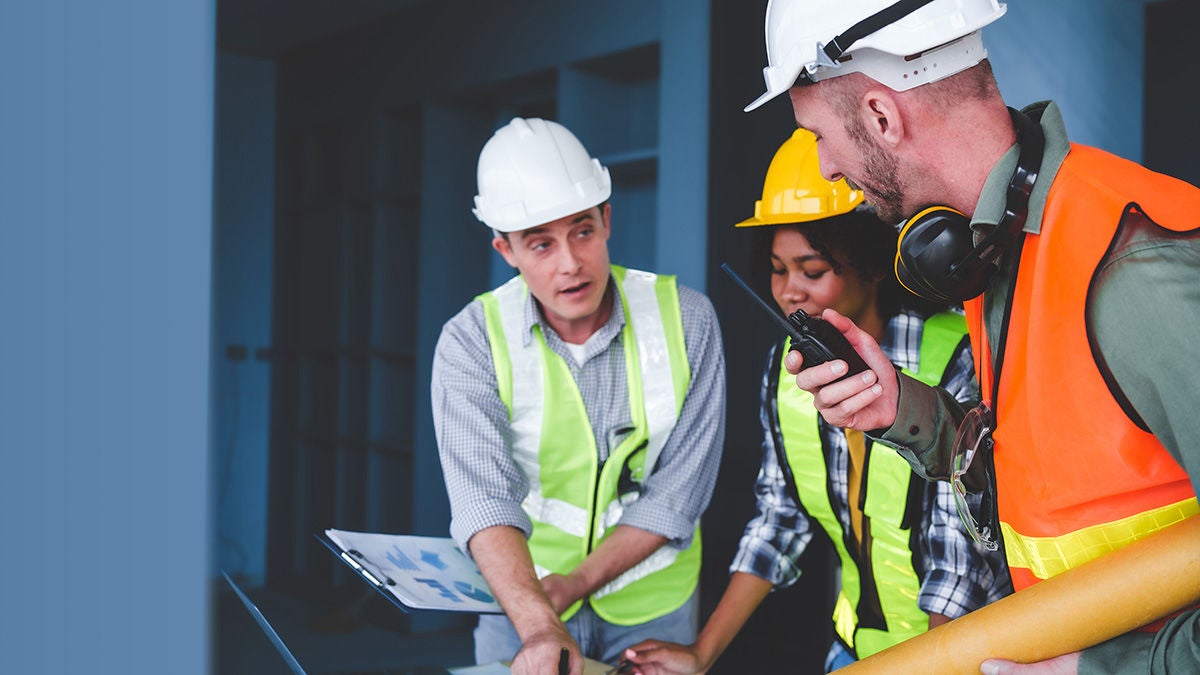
431 274 726 557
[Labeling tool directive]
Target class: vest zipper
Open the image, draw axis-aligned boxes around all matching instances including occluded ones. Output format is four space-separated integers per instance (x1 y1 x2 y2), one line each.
587 462 603 555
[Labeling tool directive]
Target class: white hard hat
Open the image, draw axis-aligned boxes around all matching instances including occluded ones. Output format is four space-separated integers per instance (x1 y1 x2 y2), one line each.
472 117 612 233
745 0 1007 112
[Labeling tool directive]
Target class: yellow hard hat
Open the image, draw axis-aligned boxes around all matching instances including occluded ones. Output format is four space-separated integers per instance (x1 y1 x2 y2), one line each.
735 128 864 227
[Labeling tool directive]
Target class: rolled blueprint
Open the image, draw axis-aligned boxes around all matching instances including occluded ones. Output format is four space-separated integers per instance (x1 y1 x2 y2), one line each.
839 514 1200 674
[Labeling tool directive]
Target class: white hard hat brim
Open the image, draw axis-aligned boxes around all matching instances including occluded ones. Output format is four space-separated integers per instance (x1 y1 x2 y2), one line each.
744 86 785 113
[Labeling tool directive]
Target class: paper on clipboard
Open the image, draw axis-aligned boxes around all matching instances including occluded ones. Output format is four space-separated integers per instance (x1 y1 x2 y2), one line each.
323 529 502 613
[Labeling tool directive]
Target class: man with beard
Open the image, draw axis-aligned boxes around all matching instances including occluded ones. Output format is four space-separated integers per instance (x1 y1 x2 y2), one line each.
743 1 1200 673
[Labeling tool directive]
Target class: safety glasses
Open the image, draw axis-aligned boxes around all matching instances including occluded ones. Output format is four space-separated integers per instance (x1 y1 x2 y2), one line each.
950 404 1000 552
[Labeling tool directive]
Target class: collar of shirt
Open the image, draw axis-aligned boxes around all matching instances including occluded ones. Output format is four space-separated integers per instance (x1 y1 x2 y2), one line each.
971 100 1071 238
515 272 627 361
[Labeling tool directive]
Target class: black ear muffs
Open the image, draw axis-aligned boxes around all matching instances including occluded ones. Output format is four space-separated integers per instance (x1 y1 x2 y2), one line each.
894 206 986 304
895 108 1045 304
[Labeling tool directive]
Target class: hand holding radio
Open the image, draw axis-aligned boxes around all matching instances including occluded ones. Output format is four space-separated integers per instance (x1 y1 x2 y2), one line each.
780 306 871 378
721 263 869 379
722 262 898 432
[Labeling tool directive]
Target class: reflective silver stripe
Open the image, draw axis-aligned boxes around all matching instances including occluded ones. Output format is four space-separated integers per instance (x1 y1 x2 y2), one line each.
595 492 640 540
592 544 683 599
496 277 590 539
621 269 678 476
523 491 590 539
494 277 544 499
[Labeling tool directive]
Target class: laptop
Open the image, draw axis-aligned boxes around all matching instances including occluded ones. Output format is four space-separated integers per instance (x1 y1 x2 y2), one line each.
222 571 451 675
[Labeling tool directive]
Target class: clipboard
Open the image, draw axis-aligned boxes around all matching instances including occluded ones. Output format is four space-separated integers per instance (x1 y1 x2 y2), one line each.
319 529 503 614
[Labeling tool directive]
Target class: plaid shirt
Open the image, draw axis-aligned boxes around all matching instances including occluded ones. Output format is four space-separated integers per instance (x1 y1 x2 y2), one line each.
730 310 1012 619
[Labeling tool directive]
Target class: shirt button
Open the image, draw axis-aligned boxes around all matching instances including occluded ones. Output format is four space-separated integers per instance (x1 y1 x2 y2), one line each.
909 425 920 436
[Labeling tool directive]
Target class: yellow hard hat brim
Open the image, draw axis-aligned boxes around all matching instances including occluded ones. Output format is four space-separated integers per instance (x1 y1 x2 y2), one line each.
734 209 852 228
735 129 864 229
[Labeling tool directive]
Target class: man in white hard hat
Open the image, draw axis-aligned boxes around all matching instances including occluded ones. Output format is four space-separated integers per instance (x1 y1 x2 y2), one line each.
745 1 1200 673
431 117 726 675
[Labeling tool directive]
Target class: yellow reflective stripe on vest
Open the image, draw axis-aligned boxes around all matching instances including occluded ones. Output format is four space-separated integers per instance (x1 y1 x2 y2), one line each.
1002 497 1199 581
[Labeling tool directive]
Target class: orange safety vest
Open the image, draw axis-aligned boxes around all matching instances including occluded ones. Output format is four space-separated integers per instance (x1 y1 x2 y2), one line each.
964 143 1199 595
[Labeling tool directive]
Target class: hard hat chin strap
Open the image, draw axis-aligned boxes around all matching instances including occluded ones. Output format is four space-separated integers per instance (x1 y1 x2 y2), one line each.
798 0 939 86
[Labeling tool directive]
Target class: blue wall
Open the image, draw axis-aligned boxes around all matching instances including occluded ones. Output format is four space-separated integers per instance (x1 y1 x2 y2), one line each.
986 0 1145 161
0 1 213 672
213 51 277 586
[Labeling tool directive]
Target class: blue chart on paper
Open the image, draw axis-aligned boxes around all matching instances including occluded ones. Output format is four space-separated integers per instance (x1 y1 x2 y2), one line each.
325 530 502 612
414 577 462 602
454 581 495 603
420 549 448 570
387 546 419 571
388 544 490 605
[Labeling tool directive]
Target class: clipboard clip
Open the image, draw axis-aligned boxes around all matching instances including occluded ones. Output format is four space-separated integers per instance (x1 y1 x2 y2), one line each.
339 549 396 588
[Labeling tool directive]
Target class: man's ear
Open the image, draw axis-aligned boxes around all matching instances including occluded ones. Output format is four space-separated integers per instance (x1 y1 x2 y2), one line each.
492 234 519 268
861 89 904 149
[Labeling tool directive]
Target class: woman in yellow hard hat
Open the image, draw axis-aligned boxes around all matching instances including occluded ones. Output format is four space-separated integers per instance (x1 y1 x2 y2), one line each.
621 129 1011 673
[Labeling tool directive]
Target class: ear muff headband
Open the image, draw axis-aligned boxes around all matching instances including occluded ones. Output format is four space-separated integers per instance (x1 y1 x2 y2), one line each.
895 108 1045 303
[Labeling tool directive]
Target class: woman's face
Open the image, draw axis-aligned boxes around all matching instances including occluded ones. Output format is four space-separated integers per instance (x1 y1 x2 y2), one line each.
769 227 876 324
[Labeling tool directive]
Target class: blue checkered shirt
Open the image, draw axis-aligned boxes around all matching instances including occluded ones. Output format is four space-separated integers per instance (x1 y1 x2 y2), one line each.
730 310 1012 619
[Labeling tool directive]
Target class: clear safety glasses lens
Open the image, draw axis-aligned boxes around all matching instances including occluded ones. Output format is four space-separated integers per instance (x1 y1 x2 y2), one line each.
950 404 999 552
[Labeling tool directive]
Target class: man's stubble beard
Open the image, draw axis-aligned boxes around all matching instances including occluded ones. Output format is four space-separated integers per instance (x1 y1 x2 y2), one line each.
844 118 907 225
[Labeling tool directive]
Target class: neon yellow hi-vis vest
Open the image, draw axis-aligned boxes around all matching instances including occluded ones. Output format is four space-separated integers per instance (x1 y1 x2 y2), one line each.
478 265 699 626
776 312 968 658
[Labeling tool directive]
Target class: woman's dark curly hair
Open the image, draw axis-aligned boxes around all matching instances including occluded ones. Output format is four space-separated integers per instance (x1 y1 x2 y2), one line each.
751 208 947 319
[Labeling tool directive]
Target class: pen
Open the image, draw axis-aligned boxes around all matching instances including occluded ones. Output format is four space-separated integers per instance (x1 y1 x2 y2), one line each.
558 647 569 675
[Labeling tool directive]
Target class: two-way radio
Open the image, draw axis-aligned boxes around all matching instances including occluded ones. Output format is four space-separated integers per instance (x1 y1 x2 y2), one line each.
720 263 870 380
